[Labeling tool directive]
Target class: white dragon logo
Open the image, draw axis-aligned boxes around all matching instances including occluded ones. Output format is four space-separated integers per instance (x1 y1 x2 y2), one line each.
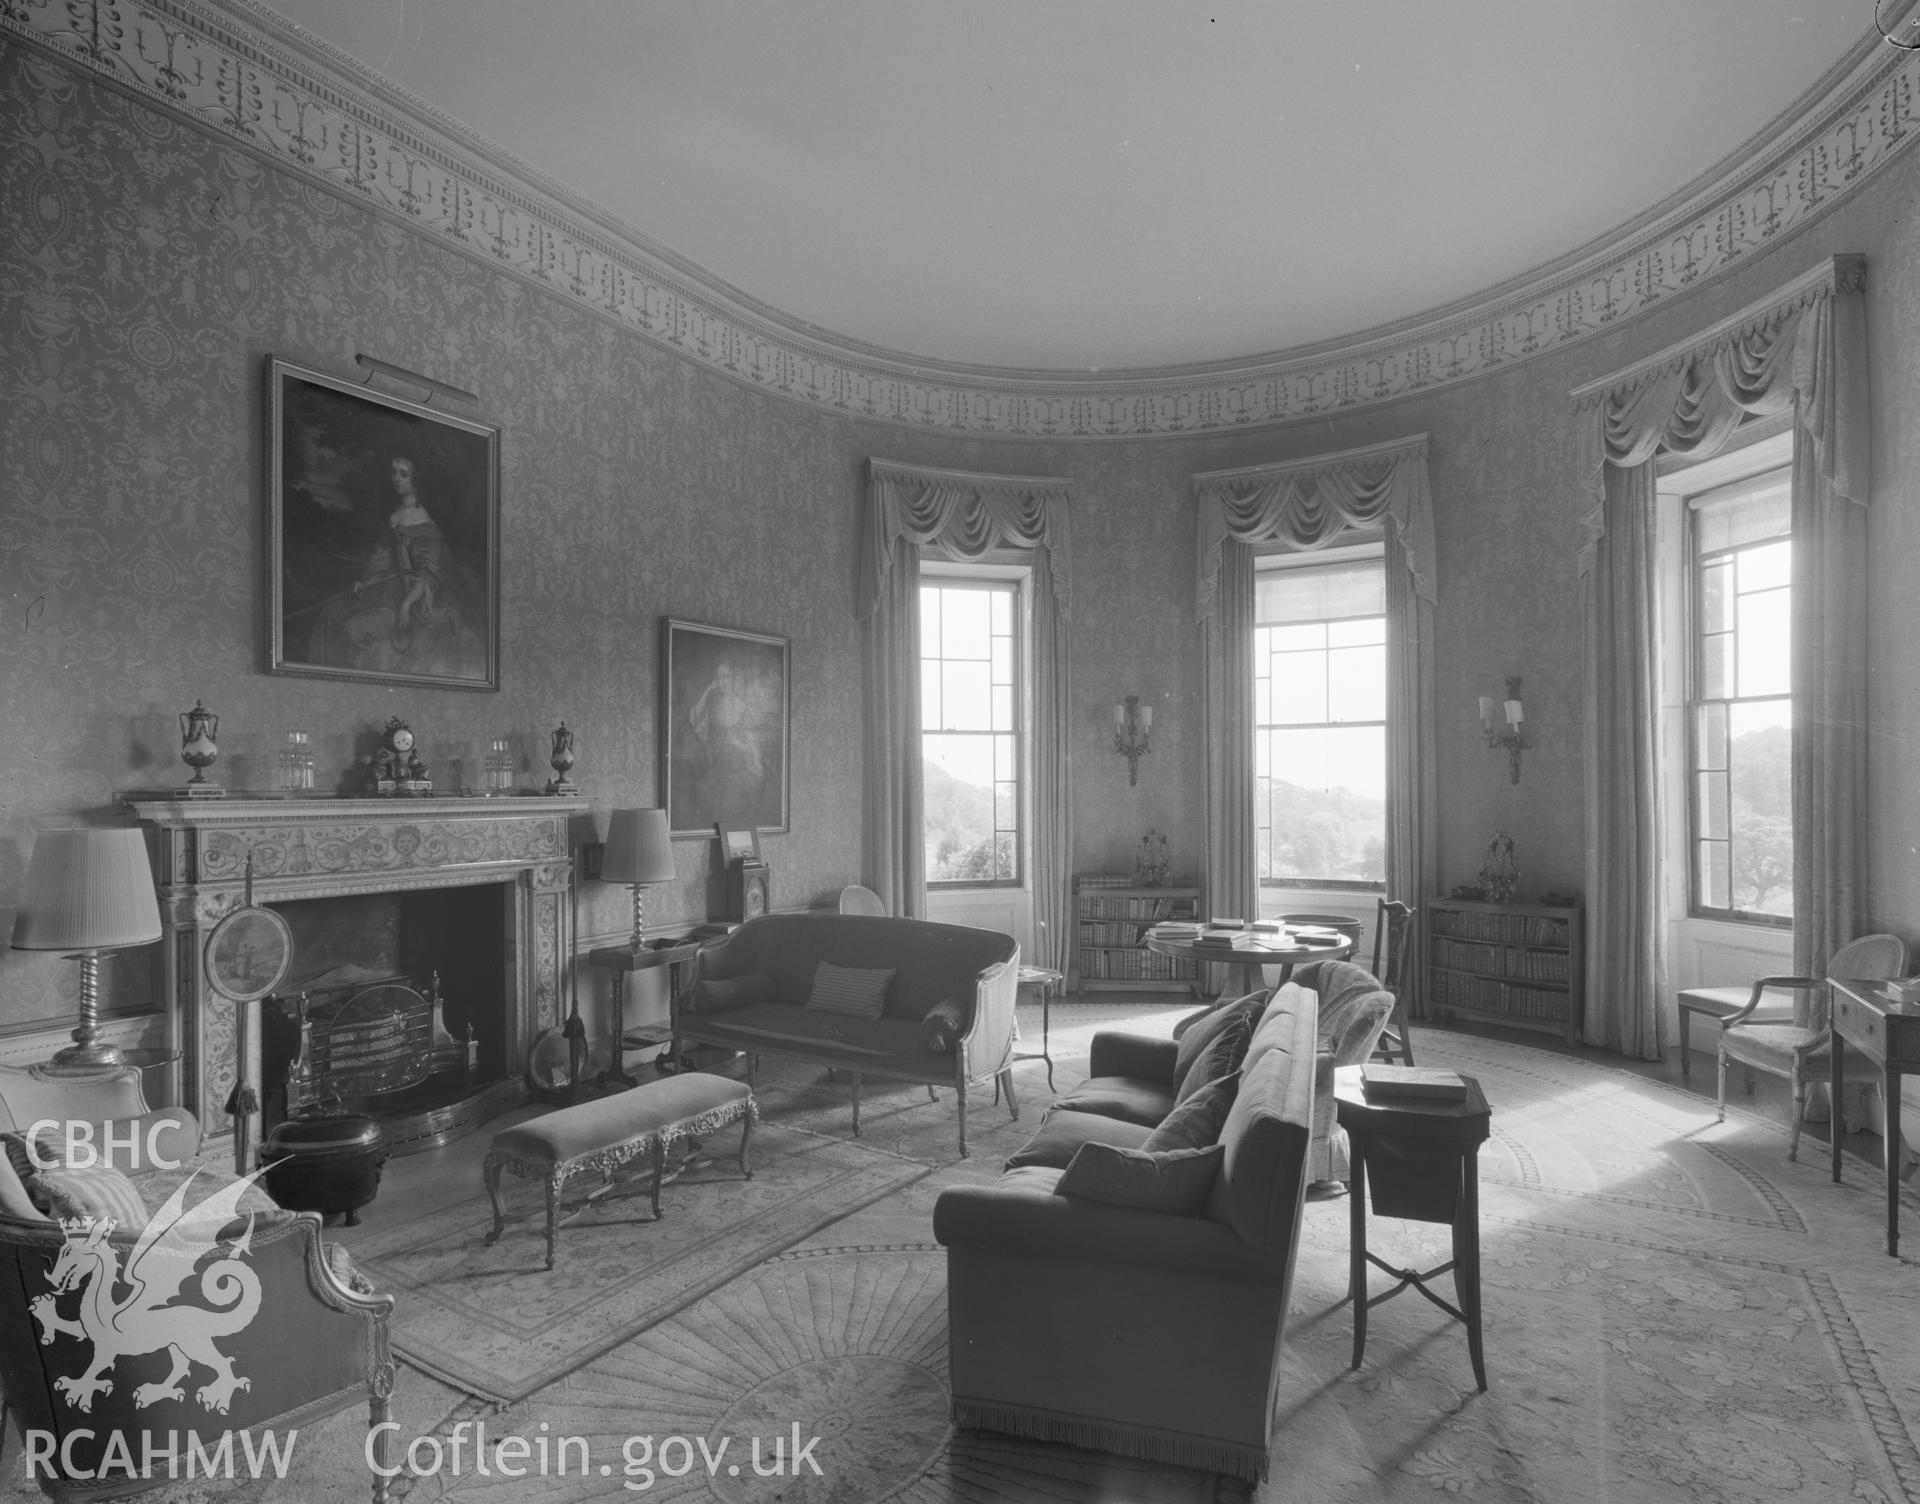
30 1168 270 1415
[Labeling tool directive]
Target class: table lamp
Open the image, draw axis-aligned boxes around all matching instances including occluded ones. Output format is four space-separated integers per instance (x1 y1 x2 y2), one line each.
10 827 163 1074
601 808 676 949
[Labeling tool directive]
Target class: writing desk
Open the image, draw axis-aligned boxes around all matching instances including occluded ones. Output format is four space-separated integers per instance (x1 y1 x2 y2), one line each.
1828 975 1920 1257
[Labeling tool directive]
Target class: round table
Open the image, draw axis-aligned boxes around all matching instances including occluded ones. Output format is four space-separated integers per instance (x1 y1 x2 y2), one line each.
1144 926 1353 997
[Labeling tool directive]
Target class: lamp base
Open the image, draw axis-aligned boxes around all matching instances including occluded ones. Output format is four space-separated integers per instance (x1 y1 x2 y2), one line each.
42 1040 129 1076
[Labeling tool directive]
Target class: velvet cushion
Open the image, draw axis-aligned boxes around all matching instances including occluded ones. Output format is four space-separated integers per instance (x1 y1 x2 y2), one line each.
1144 1070 1241 1151
1049 1076 1178 1128
689 971 780 1015
919 996 968 1053
1172 990 1267 1068
806 961 895 1019
1174 1008 1254 1105
29 1163 150 1227
1004 1108 1153 1170
1054 1140 1225 1217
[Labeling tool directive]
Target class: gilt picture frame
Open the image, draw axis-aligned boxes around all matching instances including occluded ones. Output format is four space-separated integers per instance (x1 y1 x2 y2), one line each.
662 619 790 838
267 357 500 691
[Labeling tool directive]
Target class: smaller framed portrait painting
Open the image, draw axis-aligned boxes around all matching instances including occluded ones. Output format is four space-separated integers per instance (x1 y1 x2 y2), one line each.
661 619 790 838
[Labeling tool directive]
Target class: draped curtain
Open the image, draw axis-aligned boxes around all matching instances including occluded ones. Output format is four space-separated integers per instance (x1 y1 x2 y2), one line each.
1194 436 1438 1007
858 459 1073 973
1572 254 1869 1055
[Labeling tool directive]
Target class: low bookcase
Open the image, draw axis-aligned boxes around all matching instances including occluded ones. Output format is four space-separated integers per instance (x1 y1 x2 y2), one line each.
1427 896 1583 1042
1073 876 1201 992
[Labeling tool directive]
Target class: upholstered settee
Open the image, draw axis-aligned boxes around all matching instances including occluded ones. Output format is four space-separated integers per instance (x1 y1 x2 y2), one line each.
672 913 1020 1156
0 1064 397 1503
932 984 1322 1483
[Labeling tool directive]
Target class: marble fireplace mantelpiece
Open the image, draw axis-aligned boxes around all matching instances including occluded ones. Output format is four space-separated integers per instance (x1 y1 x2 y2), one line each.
125 794 588 1172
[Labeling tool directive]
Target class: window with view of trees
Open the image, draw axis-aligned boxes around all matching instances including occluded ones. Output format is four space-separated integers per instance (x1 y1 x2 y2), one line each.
921 577 1021 885
1253 553 1387 893
1688 467 1792 922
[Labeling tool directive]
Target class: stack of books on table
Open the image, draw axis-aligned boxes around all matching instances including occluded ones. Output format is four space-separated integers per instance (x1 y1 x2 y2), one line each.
1360 1064 1471 1103
1151 920 1202 941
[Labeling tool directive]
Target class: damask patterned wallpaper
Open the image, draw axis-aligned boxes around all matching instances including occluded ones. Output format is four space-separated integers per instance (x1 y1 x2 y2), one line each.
6 41 1920 1049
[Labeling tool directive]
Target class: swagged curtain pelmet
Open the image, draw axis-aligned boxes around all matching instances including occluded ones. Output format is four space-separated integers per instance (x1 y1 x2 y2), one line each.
1193 436 1438 1009
1572 253 1868 1057
858 459 1073 969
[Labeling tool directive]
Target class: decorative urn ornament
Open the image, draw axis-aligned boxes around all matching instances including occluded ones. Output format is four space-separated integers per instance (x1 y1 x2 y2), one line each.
178 699 224 798
1478 830 1520 904
547 721 578 795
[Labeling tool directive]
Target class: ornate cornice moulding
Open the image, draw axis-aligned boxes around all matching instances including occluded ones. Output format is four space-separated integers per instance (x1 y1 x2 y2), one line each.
5 0 1918 439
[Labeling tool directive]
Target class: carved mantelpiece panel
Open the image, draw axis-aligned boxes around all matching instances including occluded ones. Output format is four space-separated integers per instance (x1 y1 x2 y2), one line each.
126 796 587 1169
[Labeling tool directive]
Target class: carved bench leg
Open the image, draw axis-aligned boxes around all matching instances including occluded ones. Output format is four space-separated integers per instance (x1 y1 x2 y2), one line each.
482 1154 509 1246
738 1103 757 1179
999 1066 1019 1121
651 1135 668 1219
544 1171 565 1271
957 1081 969 1158
851 1073 862 1136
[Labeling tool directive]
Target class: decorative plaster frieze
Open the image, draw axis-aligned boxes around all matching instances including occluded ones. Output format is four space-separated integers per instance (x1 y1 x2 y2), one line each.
5 0 1917 437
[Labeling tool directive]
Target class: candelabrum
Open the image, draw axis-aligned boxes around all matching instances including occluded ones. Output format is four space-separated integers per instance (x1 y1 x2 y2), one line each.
1112 696 1152 786
1478 677 1528 784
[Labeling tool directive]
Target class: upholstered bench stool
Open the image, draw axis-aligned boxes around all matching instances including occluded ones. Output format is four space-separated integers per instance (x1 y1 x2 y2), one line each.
482 1074 756 1269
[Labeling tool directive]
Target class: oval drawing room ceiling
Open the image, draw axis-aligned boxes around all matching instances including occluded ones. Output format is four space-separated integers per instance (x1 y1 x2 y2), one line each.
258 0 1878 376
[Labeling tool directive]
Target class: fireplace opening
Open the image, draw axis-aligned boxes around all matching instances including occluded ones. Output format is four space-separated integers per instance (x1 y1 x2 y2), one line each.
258 882 515 1155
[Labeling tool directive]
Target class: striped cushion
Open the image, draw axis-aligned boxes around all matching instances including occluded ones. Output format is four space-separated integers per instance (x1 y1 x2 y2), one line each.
806 961 895 1019
31 1164 150 1229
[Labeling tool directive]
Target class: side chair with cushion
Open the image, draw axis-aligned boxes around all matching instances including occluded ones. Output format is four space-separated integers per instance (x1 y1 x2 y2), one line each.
1369 898 1418 1066
1715 933 1908 1161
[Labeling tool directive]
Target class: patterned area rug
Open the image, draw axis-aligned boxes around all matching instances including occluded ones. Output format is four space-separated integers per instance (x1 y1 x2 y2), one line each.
346 1122 928 1404
436 1028 1920 1503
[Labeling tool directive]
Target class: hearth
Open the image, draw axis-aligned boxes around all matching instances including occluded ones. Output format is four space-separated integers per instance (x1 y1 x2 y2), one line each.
126 794 587 1173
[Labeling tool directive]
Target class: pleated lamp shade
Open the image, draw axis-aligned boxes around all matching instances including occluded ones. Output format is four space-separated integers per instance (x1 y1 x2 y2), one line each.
601 809 675 886
11 827 162 953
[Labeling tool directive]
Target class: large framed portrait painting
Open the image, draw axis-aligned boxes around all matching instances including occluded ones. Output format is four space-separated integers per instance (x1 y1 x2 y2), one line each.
267 357 500 691
661 619 790 838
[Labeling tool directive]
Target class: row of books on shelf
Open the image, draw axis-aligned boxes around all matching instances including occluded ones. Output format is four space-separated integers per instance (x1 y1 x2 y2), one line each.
1431 910 1573 947
1077 873 1145 890
1432 940 1571 981
1081 896 1193 920
1431 967 1570 1020
1081 921 1161 946
1078 949 1198 981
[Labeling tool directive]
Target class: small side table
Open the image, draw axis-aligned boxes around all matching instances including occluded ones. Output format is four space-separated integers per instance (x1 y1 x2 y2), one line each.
587 940 702 1089
1014 965 1065 1091
1336 1065 1493 1391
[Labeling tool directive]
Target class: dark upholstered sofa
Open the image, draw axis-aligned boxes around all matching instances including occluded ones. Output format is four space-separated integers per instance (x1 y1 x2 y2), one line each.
932 984 1321 1483
672 913 1020 1156
0 1064 397 1502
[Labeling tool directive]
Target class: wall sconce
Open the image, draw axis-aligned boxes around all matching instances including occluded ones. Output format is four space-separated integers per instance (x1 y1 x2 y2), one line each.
1478 677 1528 784
1113 695 1152 785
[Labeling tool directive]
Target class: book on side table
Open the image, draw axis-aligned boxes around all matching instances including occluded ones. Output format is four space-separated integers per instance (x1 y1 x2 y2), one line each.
1361 1064 1471 1102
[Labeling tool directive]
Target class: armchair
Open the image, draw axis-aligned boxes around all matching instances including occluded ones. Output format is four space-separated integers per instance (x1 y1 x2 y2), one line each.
0 1064 397 1502
1714 933 1908 1161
